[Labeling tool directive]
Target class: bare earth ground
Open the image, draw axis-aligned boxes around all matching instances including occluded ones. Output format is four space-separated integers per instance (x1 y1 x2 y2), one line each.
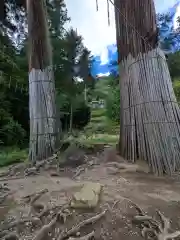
1 147 180 240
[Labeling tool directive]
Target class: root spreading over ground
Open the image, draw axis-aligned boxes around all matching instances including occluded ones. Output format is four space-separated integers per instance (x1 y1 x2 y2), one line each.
1 146 180 240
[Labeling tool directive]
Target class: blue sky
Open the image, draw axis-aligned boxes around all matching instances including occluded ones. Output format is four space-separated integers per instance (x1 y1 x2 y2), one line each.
65 0 180 55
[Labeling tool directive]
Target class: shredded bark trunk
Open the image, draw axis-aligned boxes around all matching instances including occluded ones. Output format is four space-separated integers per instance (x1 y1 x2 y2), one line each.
114 0 180 175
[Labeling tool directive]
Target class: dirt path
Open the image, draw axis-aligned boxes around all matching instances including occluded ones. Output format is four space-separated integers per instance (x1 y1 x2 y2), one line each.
1 151 180 240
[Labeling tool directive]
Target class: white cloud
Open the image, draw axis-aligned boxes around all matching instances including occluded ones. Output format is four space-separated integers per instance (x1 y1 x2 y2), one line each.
97 72 110 77
174 3 180 28
65 0 116 54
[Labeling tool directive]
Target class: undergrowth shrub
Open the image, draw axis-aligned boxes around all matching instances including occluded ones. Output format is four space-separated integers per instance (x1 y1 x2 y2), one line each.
0 148 28 167
106 86 120 123
0 114 26 147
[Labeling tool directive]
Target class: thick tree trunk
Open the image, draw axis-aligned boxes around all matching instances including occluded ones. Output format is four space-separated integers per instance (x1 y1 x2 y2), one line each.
27 0 60 162
114 0 180 175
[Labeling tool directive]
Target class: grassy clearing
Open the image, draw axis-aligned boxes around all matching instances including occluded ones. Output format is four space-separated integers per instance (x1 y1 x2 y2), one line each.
0 147 28 167
77 133 119 147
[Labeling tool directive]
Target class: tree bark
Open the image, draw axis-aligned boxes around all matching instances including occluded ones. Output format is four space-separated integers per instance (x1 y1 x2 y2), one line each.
114 0 180 175
27 0 60 162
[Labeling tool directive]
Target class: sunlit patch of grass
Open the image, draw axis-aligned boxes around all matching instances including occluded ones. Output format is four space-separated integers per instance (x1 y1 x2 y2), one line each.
78 133 119 147
91 108 106 118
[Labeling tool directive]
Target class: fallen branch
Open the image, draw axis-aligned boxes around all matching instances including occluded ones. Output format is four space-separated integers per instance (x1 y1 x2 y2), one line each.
68 231 95 240
58 210 107 240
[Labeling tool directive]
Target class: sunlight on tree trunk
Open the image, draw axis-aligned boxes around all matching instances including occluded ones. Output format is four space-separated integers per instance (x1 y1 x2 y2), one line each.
27 0 60 163
114 0 180 175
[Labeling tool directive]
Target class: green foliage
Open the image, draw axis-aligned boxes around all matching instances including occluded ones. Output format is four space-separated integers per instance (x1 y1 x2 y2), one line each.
0 0 93 151
106 86 120 123
59 95 91 131
0 148 28 167
0 33 28 147
0 117 26 146
167 52 180 79
173 79 180 103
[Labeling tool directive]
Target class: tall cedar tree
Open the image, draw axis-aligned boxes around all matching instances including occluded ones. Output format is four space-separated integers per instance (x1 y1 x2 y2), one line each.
114 0 180 175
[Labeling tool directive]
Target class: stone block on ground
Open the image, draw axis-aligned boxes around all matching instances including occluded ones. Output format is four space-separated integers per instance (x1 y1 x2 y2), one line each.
70 182 102 209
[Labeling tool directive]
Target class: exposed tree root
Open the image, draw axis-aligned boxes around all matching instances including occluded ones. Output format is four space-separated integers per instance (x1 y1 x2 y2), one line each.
32 208 68 240
4 233 19 240
73 167 85 179
0 176 25 182
0 192 10 204
30 189 48 205
35 154 57 170
24 154 57 177
37 204 48 218
23 189 48 202
24 167 38 176
68 231 95 240
38 203 70 219
1 217 42 232
0 171 10 178
57 210 107 240
0 230 9 239
132 203 180 240
28 189 48 216
0 183 10 191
